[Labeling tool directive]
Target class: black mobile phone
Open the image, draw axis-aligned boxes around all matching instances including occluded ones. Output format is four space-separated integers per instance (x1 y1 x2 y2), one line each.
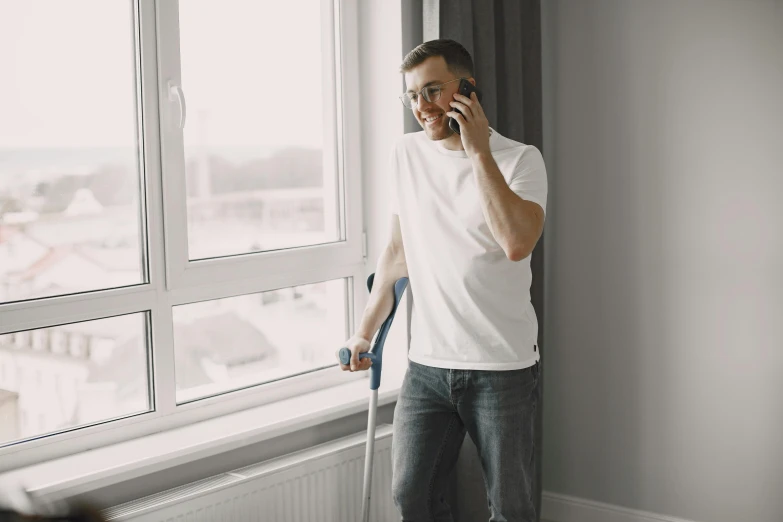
448 78 483 135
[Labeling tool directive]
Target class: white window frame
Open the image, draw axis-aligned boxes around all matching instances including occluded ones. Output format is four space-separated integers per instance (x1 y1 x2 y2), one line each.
0 0 368 473
156 0 364 290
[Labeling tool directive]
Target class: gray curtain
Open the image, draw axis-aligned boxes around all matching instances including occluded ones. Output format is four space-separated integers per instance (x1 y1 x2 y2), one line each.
401 1 544 520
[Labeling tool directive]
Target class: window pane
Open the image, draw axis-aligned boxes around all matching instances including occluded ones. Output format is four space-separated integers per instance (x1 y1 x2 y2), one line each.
178 0 340 260
0 1 146 303
173 279 347 403
0 313 151 447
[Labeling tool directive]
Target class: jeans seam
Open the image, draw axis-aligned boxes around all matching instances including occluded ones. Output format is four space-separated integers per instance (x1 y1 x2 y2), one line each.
447 369 454 407
427 414 457 521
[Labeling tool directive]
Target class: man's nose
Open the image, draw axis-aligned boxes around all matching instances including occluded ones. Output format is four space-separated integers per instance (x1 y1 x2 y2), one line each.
416 94 434 112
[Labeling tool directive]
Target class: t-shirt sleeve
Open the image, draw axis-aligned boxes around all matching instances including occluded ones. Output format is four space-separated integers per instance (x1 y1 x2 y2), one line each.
508 145 548 215
388 143 401 216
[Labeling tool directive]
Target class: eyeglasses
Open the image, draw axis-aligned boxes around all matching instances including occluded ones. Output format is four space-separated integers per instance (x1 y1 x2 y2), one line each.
399 78 462 109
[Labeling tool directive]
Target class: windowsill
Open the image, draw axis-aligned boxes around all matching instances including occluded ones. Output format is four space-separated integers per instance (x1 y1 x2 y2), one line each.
0 363 406 503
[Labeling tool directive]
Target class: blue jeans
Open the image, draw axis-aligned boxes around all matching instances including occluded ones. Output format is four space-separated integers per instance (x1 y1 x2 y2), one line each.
391 359 540 522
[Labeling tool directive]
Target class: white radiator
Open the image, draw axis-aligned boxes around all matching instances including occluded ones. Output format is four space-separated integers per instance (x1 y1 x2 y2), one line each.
103 424 397 522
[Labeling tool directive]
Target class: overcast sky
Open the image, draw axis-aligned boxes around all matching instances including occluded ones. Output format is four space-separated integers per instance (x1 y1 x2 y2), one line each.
0 0 325 150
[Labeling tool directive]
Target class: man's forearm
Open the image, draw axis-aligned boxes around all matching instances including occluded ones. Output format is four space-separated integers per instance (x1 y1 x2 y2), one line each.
472 151 538 261
356 246 407 341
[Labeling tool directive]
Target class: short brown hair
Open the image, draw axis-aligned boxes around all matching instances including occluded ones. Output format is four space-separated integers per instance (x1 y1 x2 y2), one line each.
399 39 474 78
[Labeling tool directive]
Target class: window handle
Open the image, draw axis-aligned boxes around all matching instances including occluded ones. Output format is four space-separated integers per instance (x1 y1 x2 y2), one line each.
168 81 186 129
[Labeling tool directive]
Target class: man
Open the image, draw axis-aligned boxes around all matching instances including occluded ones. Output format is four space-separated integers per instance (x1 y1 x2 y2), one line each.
338 39 547 521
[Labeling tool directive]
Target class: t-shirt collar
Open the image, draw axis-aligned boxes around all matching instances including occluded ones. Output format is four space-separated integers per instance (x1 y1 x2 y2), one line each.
430 127 497 157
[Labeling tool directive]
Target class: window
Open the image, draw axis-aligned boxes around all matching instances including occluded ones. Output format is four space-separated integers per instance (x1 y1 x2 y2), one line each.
0 0 364 467
177 1 341 261
0 2 146 304
173 279 348 404
0 315 150 446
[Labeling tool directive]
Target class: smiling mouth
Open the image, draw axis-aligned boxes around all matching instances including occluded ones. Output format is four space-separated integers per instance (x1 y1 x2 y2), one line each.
423 114 442 125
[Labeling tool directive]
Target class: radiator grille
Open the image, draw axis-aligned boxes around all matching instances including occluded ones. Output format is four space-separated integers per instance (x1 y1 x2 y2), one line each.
103 424 396 522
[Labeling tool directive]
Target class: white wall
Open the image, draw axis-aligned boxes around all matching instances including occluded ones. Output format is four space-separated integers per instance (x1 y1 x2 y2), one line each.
541 1 783 521
359 1 405 266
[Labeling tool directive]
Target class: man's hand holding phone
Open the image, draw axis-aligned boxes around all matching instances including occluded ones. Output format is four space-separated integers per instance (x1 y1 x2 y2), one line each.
447 80 491 159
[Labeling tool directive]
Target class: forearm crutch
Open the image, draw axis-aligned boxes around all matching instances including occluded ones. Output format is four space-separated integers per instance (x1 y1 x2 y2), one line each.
339 273 409 522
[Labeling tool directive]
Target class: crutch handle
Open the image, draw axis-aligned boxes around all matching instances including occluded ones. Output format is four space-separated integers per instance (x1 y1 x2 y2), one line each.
338 348 375 366
340 274 409 390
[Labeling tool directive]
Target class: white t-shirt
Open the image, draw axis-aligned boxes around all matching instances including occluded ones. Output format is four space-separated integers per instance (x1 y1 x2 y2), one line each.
389 128 548 371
